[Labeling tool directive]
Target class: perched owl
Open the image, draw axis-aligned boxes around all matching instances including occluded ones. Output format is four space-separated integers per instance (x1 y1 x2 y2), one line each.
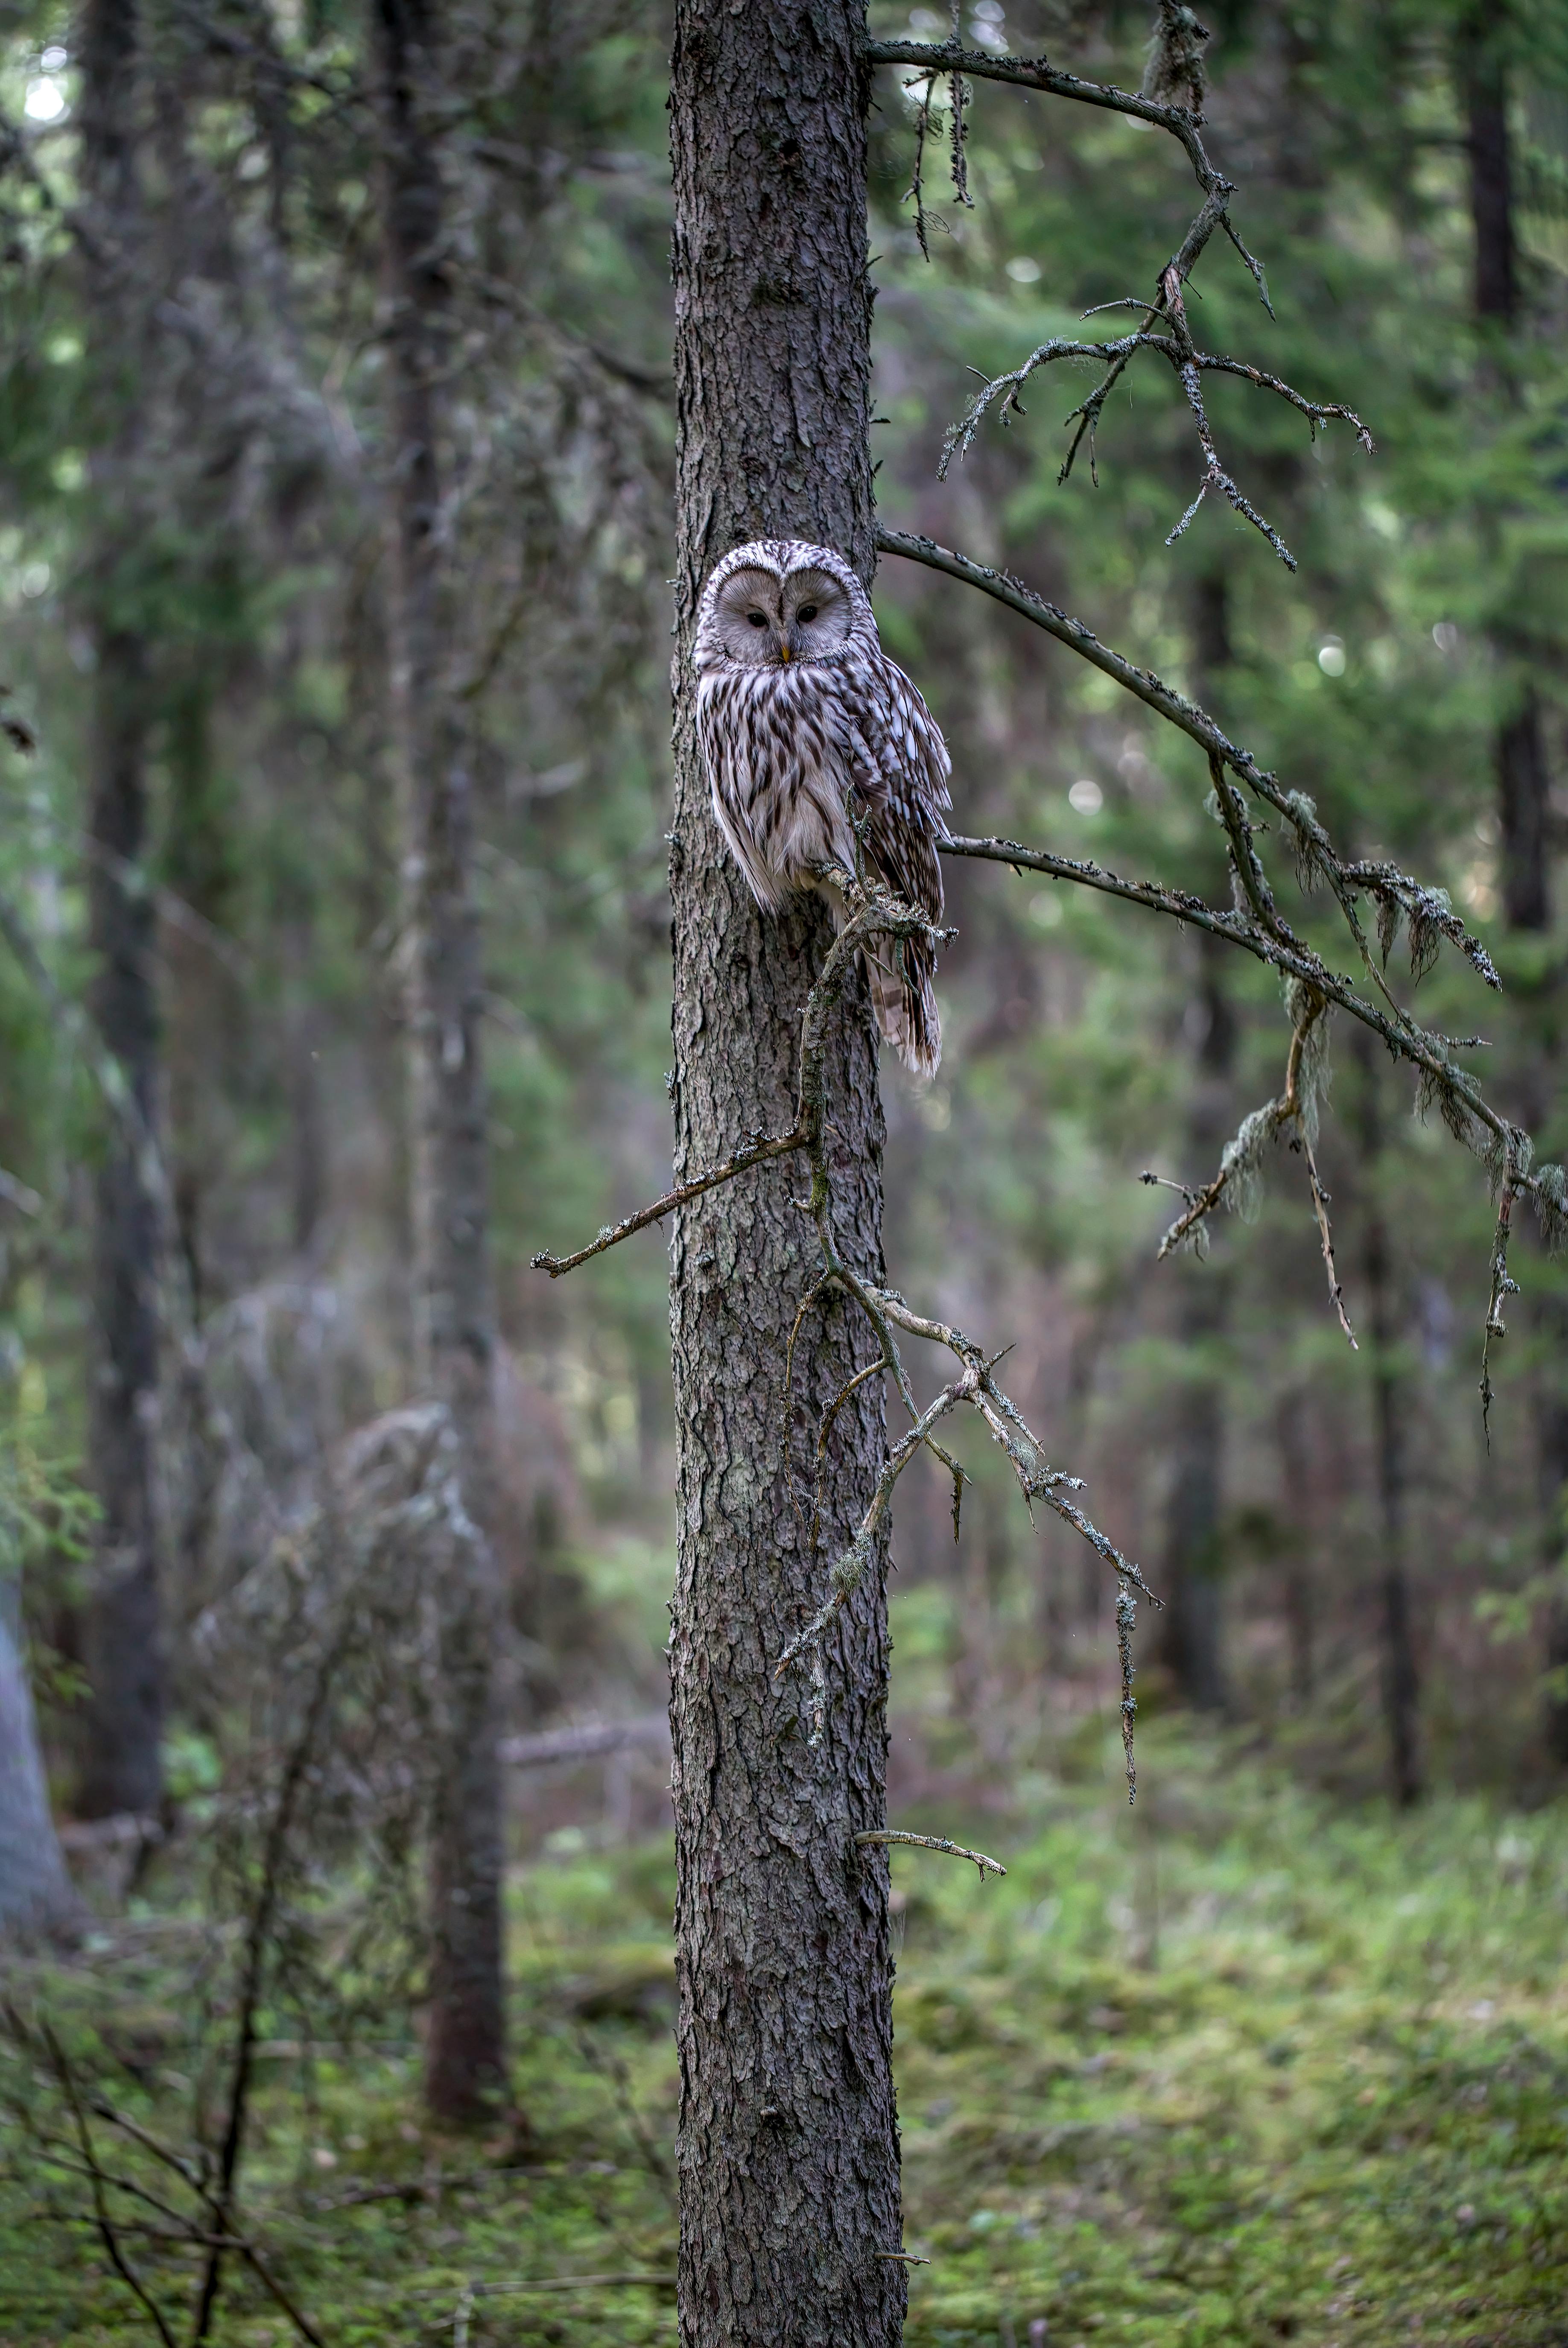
694 539 952 1077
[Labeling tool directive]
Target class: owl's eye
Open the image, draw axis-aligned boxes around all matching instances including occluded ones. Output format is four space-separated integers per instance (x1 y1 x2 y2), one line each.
797 605 818 623
747 610 768 628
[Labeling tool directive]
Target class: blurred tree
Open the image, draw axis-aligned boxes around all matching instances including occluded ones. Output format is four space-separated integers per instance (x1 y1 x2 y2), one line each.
1453 0 1568 1763
1156 575 1237 1714
1354 1031 1424 1806
75 0 163 1825
0 1603 76 1938
369 0 507 2124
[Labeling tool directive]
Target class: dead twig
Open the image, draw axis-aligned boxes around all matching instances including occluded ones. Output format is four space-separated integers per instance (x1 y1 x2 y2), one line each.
531 1124 806 1276
871 34 1340 553
40 2026 178 2348
854 1829 1006 1880
192 1618 349 2344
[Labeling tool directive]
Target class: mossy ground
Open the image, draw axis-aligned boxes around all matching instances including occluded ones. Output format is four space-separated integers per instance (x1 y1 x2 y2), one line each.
3 1725 1566 2345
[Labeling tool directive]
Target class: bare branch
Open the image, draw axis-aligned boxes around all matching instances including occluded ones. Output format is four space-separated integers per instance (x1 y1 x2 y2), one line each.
1480 1130 1530 1444
870 37 1351 549
192 1619 349 2344
531 1125 807 1276
538 860 1156 1755
939 319 1370 567
1304 1137 1357 1348
854 1828 1006 1879
866 36 1222 170
41 2026 178 2348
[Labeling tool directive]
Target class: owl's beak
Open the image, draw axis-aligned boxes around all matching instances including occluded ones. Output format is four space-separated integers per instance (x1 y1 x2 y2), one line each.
776 637 791 664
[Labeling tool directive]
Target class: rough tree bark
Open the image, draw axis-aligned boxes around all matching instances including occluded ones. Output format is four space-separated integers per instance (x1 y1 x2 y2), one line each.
667 1 904 2340
76 0 164 1823
371 0 507 2121
1157 575 1235 1713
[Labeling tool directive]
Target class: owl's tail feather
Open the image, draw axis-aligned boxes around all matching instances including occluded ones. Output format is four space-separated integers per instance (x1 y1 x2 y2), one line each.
868 939 941 1079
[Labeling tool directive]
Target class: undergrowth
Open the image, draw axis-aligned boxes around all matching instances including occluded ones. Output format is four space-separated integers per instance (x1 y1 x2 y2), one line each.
3 1726 1567 2345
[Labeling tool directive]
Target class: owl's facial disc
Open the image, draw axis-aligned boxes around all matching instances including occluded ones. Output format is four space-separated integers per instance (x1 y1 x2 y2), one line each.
780 567 851 663
713 567 788 668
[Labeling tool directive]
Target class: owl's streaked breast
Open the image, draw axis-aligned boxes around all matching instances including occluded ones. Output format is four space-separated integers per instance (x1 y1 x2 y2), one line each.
698 660 860 910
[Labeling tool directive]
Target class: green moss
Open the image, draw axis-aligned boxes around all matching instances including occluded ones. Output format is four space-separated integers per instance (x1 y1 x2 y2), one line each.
4 1741 1567 2342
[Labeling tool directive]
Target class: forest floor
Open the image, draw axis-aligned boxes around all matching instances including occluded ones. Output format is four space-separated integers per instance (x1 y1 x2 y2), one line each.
3 1717 1567 2347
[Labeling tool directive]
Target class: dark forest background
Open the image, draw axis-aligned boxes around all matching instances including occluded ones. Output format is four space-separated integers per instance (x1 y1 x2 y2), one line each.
6 0 1564 1805
2 1 1568 2341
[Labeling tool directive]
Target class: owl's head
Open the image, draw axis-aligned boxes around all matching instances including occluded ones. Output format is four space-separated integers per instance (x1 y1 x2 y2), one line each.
694 540 874 675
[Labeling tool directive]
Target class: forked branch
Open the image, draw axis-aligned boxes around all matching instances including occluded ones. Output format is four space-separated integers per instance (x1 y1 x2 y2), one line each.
940 316 1370 569
870 33 1345 555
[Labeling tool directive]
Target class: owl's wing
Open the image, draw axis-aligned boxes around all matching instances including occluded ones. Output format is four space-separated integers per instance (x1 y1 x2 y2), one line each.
832 649 952 921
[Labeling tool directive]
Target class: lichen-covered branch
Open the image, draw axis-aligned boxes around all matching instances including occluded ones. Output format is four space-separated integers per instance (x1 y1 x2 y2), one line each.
939 316 1370 569
870 32 1339 553
887 531 1560 1322
1148 984 1354 1347
891 529 1566 1373
854 1828 1006 1879
1480 1131 1530 1443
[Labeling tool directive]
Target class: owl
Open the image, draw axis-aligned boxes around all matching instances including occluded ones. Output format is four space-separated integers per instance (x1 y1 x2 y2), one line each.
694 539 952 1077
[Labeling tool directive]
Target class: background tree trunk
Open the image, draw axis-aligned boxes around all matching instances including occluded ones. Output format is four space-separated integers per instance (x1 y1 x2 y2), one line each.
1157 575 1235 1713
1460 6 1515 329
1457 9 1568 1764
1354 1036 1423 1807
77 0 164 1823
0 1582 79 1941
371 0 507 2123
668 3 903 2341
1157 938 1233 1714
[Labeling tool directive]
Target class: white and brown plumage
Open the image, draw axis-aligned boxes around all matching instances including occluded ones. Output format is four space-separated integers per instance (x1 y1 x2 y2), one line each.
694 539 952 1077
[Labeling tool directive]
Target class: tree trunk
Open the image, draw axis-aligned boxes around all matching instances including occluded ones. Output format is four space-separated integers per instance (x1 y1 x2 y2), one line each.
0 1584 79 1941
1274 1390 1315 1708
1354 1038 1422 1806
1457 14 1568 1765
1158 576 1235 1714
1460 6 1515 327
1497 691 1551 934
77 0 164 1822
668 4 904 2341
1157 972 1232 1717
371 0 507 2123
